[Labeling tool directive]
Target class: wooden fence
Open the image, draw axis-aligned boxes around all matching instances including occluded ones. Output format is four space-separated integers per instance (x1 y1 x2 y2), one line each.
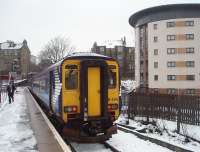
128 92 200 125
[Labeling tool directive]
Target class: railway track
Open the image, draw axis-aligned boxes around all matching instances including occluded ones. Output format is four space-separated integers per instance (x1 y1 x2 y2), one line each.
67 140 121 152
117 124 193 152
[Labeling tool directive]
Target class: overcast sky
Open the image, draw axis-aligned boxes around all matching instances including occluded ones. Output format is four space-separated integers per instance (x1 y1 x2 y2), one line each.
0 0 199 56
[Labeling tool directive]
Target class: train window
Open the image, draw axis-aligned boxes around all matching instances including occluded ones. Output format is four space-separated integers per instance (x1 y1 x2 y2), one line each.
65 69 78 90
108 69 116 89
65 65 78 69
109 65 116 69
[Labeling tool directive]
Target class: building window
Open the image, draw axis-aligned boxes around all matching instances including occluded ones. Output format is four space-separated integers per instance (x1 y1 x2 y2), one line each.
117 55 123 60
167 61 176 67
14 50 18 56
167 48 176 54
140 73 144 80
153 36 158 42
154 75 158 81
185 89 195 95
186 75 195 80
4 51 8 56
140 61 143 66
129 64 134 70
153 88 159 94
100 47 105 54
186 48 194 53
153 24 157 30
167 22 175 28
145 60 148 66
185 21 194 26
167 88 177 94
185 34 194 40
154 62 158 68
186 61 195 67
167 35 175 41
154 49 158 55
167 75 176 80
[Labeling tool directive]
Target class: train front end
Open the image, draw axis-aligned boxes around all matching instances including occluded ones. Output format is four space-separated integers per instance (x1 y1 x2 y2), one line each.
61 56 119 142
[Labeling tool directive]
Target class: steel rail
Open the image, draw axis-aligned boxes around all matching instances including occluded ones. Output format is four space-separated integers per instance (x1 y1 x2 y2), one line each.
117 124 193 152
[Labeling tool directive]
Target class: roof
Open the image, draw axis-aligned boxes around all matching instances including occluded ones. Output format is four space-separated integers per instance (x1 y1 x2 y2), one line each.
66 52 110 58
98 41 123 48
129 3 200 27
0 41 23 50
35 52 115 78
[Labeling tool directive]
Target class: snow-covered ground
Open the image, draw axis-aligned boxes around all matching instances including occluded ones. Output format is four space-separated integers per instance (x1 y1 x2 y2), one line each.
0 87 37 152
71 130 172 152
121 80 136 93
117 115 200 152
107 130 172 152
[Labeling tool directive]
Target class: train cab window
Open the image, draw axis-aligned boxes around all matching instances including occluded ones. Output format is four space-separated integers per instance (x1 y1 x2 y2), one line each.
108 65 116 89
65 65 78 90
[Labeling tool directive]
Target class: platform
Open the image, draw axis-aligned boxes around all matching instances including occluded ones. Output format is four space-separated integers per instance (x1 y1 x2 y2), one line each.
24 88 66 152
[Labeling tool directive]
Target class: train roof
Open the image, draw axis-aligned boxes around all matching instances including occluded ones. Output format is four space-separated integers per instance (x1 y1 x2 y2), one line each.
66 52 110 58
34 52 116 78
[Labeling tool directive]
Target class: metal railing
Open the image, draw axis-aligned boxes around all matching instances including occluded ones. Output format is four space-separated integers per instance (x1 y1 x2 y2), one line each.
0 85 7 104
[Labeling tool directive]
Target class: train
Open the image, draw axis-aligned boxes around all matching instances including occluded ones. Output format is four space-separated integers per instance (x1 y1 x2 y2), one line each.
30 52 120 142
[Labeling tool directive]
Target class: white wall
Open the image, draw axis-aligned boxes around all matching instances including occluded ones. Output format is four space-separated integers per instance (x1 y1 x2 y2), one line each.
135 27 140 88
148 18 200 89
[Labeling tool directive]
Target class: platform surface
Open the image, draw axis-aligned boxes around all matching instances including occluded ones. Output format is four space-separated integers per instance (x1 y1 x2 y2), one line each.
24 89 64 152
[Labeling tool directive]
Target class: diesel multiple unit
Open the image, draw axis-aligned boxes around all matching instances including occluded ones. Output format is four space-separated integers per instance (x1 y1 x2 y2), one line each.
30 52 120 141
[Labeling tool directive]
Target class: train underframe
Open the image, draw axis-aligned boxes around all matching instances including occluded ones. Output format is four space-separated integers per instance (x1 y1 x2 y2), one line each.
61 117 117 142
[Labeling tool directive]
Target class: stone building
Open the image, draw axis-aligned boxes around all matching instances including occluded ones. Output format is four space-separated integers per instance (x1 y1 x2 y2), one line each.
129 4 200 95
0 40 30 78
91 38 135 80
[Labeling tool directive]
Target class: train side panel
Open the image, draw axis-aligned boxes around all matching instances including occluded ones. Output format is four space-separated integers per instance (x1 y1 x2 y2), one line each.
32 65 62 118
32 74 50 108
50 66 62 116
107 60 120 120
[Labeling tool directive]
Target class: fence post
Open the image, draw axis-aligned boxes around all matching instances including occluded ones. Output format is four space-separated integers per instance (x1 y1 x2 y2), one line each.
126 94 130 125
0 87 1 103
0 73 1 103
146 92 149 123
177 91 181 133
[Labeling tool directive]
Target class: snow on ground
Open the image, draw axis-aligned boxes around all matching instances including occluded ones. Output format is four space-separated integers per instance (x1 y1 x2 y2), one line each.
71 142 112 152
155 119 200 141
107 130 172 152
117 116 200 152
121 80 136 93
0 87 38 152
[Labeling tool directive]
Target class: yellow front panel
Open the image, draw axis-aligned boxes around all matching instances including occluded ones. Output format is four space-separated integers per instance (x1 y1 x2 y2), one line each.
62 60 80 122
88 67 101 116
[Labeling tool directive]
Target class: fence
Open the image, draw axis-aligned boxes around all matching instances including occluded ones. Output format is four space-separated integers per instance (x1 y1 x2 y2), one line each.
0 85 7 104
127 92 200 125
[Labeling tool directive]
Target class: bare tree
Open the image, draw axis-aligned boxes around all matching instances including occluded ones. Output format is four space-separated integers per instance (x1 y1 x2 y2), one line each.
39 36 75 63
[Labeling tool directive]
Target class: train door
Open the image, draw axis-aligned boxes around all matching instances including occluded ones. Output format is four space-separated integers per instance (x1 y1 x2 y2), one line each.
80 60 108 120
87 67 101 117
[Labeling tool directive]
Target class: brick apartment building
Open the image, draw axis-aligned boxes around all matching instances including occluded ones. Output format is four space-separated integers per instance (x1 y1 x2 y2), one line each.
0 40 30 79
129 4 200 95
91 38 135 80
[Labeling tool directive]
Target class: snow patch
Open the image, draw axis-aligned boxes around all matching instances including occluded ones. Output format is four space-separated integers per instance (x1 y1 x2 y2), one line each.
121 80 136 93
117 116 200 152
0 87 38 152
